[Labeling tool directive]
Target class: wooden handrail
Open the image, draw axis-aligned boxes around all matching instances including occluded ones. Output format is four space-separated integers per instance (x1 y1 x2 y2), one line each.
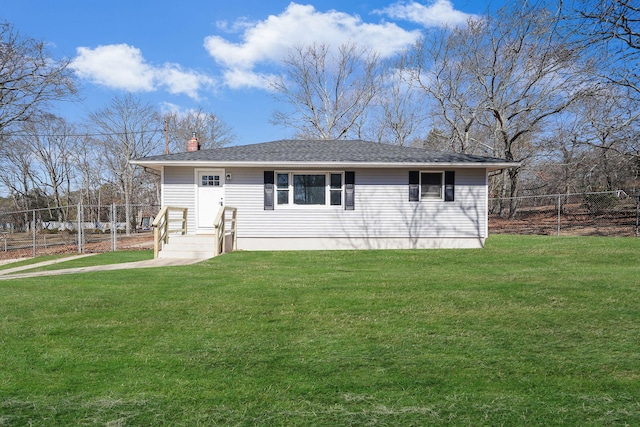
152 206 188 258
213 206 237 256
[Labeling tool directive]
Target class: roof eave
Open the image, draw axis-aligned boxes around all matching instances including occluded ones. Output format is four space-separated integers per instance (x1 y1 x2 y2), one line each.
130 160 520 172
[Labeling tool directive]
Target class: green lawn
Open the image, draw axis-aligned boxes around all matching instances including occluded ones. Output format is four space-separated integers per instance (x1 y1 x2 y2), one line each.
0 236 638 426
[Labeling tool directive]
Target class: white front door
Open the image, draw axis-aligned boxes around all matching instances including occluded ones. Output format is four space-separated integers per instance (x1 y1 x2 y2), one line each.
196 169 225 233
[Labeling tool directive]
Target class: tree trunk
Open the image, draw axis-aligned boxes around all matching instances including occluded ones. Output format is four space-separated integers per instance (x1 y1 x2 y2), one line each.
508 167 520 219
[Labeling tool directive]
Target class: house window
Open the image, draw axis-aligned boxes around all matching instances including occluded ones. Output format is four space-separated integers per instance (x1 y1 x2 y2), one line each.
409 170 455 202
274 172 344 207
265 171 355 210
330 173 342 205
202 175 220 186
421 172 442 199
277 173 289 205
293 174 326 205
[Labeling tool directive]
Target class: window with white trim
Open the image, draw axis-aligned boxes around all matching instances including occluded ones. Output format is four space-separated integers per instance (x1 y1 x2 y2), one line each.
276 173 289 204
409 170 455 202
275 172 343 206
421 172 443 199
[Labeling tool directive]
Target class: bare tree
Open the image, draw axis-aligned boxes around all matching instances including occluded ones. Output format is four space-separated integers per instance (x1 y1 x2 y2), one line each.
0 136 35 211
0 133 38 230
553 0 640 193
406 1 591 217
562 0 640 95
366 64 427 146
481 4 592 216
68 131 111 225
405 24 488 154
20 114 78 222
529 108 593 197
72 133 102 206
164 108 235 153
559 86 638 190
269 42 381 140
89 95 162 234
0 21 76 138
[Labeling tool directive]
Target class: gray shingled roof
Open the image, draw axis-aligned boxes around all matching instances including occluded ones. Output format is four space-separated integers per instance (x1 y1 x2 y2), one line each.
134 139 513 165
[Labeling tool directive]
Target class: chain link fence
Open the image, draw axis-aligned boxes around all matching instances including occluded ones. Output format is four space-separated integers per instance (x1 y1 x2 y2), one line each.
0 192 635 260
0 204 160 260
489 190 639 237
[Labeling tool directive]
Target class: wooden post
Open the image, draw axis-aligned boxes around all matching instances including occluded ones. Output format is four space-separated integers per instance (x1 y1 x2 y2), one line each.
231 208 237 251
153 225 160 259
222 209 226 254
182 209 188 234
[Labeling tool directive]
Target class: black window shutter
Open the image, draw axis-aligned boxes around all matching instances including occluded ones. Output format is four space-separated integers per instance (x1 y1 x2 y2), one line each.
444 171 455 202
409 171 419 201
345 171 355 210
264 171 275 210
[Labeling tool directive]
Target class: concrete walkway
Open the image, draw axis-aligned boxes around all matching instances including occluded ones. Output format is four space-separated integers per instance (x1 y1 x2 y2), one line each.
0 254 207 280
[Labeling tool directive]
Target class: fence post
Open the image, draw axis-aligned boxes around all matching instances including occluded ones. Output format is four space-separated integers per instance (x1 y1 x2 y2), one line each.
77 203 83 254
557 195 561 237
111 203 117 252
636 190 640 237
32 210 36 258
109 203 113 251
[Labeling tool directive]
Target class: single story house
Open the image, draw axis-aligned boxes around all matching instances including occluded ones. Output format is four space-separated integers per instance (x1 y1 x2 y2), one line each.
131 139 518 251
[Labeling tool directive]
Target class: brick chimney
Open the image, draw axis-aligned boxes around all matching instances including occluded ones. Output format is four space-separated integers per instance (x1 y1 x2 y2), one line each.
187 132 200 152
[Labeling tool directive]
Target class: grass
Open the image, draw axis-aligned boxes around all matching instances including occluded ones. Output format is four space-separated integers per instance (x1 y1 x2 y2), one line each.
0 235 638 426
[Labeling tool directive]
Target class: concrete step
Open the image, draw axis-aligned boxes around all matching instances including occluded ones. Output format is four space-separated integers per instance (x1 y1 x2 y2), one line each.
158 235 217 259
158 249 216 259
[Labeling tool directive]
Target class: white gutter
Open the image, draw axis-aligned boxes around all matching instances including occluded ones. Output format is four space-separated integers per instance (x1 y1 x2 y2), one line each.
131 160 520 172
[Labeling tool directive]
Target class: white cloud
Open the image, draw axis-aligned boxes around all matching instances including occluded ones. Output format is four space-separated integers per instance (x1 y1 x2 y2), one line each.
71 44 216 99
222 68 274 90
203 3 421 89
72 44 155 91
159 102 197 118
376 0 479 27
215 17 255 33
70 2 476 95
158 64 216 98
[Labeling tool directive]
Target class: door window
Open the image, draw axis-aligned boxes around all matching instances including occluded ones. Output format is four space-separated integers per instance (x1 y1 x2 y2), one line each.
202 175 220 187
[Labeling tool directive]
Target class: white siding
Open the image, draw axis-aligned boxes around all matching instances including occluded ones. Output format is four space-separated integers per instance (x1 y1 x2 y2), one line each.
162 166 488 249
224 167 487 247
162 166 196 233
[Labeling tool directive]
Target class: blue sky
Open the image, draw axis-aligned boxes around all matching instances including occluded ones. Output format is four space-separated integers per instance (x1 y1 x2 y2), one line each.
4 0 490 146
